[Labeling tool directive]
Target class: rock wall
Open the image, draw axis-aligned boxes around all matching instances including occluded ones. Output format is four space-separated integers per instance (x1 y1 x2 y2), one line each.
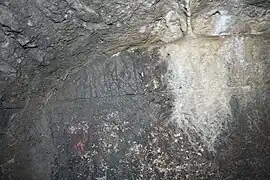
0 0 269 179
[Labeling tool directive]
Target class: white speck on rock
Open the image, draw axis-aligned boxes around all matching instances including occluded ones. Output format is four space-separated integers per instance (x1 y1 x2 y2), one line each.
27 20 33 26
17 59 22 63
111 52 120 57
116 22 121 27
153 78 159 89
213 11 232 35
139 26 146 33
2 38 10 48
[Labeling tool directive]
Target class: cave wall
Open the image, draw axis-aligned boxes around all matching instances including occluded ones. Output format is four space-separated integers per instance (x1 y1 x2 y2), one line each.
0 0 269 179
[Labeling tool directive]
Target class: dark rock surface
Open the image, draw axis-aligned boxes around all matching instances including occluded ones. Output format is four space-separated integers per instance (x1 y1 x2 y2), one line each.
0 0 269 179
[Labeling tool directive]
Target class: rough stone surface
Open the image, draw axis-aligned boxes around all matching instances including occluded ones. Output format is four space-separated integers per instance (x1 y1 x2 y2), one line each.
0 0 269 180
191 0 270 35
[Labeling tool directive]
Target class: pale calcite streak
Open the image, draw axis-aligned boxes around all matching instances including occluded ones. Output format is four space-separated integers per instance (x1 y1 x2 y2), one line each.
159 37 247 150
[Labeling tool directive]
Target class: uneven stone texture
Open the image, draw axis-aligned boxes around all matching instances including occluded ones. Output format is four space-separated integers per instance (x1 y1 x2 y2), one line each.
0 0 269 180
191 0 270 35
43 49 217 180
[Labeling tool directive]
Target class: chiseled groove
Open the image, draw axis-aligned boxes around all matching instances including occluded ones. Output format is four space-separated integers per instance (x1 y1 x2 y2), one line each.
55 85 252 102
